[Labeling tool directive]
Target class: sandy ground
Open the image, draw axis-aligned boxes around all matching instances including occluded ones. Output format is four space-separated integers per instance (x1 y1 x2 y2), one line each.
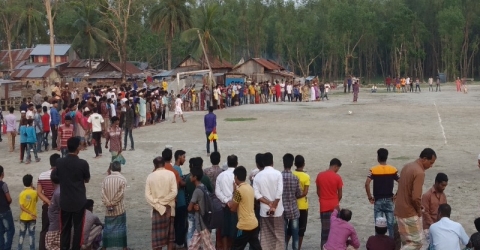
1 84 479 249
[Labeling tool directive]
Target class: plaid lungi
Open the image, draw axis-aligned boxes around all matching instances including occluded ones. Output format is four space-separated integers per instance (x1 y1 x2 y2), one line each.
259 216 285 250
191 229 215 250
320 211 333 248
103 213 128 248
46 230 61 250
152 206 174 249
396 215 423 250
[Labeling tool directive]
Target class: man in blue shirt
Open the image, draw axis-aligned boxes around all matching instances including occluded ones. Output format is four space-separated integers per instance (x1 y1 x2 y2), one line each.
50 101 61 150
204 106 217 156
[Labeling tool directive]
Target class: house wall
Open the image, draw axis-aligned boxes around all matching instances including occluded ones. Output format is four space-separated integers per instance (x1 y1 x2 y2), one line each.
33 55 68 63
234 60 265 76
0 82 22 99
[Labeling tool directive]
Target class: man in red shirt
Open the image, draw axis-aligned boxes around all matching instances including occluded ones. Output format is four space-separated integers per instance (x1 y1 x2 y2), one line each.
41 106 50 151
58 116 74 157
386 76 392 92
316 158 343 248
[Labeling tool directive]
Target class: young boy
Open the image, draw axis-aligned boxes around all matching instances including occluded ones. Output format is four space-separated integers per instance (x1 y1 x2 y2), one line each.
366 217 395 250
18 174 38 250
188 166 215 250
293 155 310 250
58 116 74 157
0 165 15 250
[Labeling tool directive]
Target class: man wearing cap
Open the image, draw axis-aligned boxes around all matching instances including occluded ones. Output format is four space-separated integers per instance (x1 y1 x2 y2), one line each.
366 217 395 250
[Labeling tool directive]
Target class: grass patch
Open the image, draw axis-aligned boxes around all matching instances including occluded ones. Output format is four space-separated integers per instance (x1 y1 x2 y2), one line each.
224 117 257 122
391 156 410 160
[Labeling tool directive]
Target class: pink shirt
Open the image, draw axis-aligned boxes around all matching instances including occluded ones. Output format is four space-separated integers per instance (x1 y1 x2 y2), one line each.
324 209 360 250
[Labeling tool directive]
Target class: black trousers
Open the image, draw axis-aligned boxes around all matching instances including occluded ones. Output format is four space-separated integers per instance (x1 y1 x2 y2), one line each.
92 131 102 156
60 208 85 250
161 106 166 120
39 204 49 250
174 206 187 246
232 227 262 250
51 125 58 149
206 132 218 154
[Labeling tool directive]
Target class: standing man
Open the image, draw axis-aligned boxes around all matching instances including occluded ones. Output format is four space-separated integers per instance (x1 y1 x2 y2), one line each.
394 148 436 250
51 137 91 250
347 76 352 93
282 153 301 250
33 90 43 107
227 166 262 250
216 155 239 250
428 77 433 92
38 153 60 250
145 156 178 250
87 107 105 159
292 155 310 250
57 116 74 158
253 152 285 250
316 158 343 248
50 101 60 150
436 76 441 92
5 107 17 152
204 152 223 191
429 204 469 250
353 80 360 102
172 94 186 123
34 105 44 153
365 148 399 238
421 173 448 249
122 101 134 151
173 150 188 249
204 106 217 156
101 161 128 250
0 165 15 250
386 76 392 92
204 86 211 111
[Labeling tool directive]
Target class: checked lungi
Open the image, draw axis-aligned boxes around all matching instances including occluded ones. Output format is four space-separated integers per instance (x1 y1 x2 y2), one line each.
45 230 60 250
320 211 333 248
259 216 285 250
396 215 423 250
152 206 175 249
103 213 128 248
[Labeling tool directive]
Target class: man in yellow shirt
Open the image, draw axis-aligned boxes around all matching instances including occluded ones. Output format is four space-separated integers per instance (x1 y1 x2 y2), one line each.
248 84 255 104
401 77 406 93
18 174 38 250
228 166 261 250
292 155 310 250
162 79 168 91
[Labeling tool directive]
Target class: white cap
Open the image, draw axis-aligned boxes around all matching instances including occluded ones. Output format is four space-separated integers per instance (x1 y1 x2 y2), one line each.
65 83 69 85
84 107 90 112
375 217 387 228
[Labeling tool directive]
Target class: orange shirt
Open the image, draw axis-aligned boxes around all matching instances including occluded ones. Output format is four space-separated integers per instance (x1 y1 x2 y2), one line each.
164 162 181 185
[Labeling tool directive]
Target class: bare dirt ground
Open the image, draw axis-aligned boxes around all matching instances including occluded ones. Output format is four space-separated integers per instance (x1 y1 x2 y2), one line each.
1 83 479 249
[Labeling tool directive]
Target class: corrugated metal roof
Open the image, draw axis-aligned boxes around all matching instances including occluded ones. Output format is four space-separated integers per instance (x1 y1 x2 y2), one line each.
153 70 173 78
0 48 33 70
30 44 71 56
28 67 52 78
251 58 284 71
68 59 89 68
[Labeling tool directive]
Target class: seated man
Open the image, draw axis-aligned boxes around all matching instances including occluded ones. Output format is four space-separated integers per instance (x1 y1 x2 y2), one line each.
366 217 395 250
323 206 360 250
429 203 469 250
467 218 480 250
81 199 104 250
371 85 377 93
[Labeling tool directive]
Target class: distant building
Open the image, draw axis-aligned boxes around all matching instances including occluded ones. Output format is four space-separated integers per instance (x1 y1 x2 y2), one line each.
30 44 79 64
233 58 295 82
0 48 33 79
88 61 144 84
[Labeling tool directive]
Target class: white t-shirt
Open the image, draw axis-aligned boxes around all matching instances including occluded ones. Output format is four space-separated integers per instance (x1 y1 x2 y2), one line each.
26 110 34 119
87 113 104 132
325 84 330 93
280 83 285 91
286 85 293 94
406 78 411 85
175 98 183 110
110 103 116 117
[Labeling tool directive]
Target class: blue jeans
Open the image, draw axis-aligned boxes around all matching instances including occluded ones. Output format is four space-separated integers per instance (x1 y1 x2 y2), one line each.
284 218 299 250
60 148 68 158
187 213 195 247
25 143 38 161
17 220 35 250
36 133 43 152
0 210 15 250
374 198 395 238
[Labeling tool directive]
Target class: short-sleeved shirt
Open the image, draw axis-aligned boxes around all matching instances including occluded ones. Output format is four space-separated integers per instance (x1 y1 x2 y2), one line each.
48 187 61 231
165 163 181 185
316 170 343 213
190 185 207 232
173 165 186 207
293 170 310 210
87 113 104 132
19 187 38 221
0 181 10 212
186 176 213 205
175 98 182 110
54 154 90 212
58 124 74 149
233 183 258 231
367 165 399 200
469 232 480 249
366 235 395 250
38 169 54 205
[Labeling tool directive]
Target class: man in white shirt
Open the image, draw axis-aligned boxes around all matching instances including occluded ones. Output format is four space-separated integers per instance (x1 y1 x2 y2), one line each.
216 155 239 250
428 77 434 92
280 81 286 102
429 203 469 250
87 107 105 158
108 99 116 118
253 152 284 250
286 83 293 102
172 94 186 123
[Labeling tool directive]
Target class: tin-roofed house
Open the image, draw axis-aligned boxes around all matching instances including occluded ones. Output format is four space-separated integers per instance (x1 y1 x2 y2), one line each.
88 61 144 84
0 48 33 79
10 65 61 88
232 58 295 82
30 44 79 64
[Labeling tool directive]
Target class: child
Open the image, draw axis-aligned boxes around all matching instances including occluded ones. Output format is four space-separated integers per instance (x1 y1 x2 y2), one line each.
366 217 395 250
0 165 15 250
323 206 360 250
24 119 40 164
188 166 215 250
58 116 74 157
41 106 50 151
18 174 38 250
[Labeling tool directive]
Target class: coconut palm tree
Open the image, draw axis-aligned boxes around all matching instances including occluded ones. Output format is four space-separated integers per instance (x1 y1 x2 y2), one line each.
181 3 231 61
149 0 192 70
71 1 108 67
17 0 48 48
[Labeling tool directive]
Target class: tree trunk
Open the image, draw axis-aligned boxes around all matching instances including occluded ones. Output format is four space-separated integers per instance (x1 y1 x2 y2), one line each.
167 36 172 70
45 0 56 69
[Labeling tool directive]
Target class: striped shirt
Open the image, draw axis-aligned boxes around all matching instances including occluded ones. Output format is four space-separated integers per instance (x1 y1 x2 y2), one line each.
38 169 54 204
58 124 74 149
101 171 127 217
